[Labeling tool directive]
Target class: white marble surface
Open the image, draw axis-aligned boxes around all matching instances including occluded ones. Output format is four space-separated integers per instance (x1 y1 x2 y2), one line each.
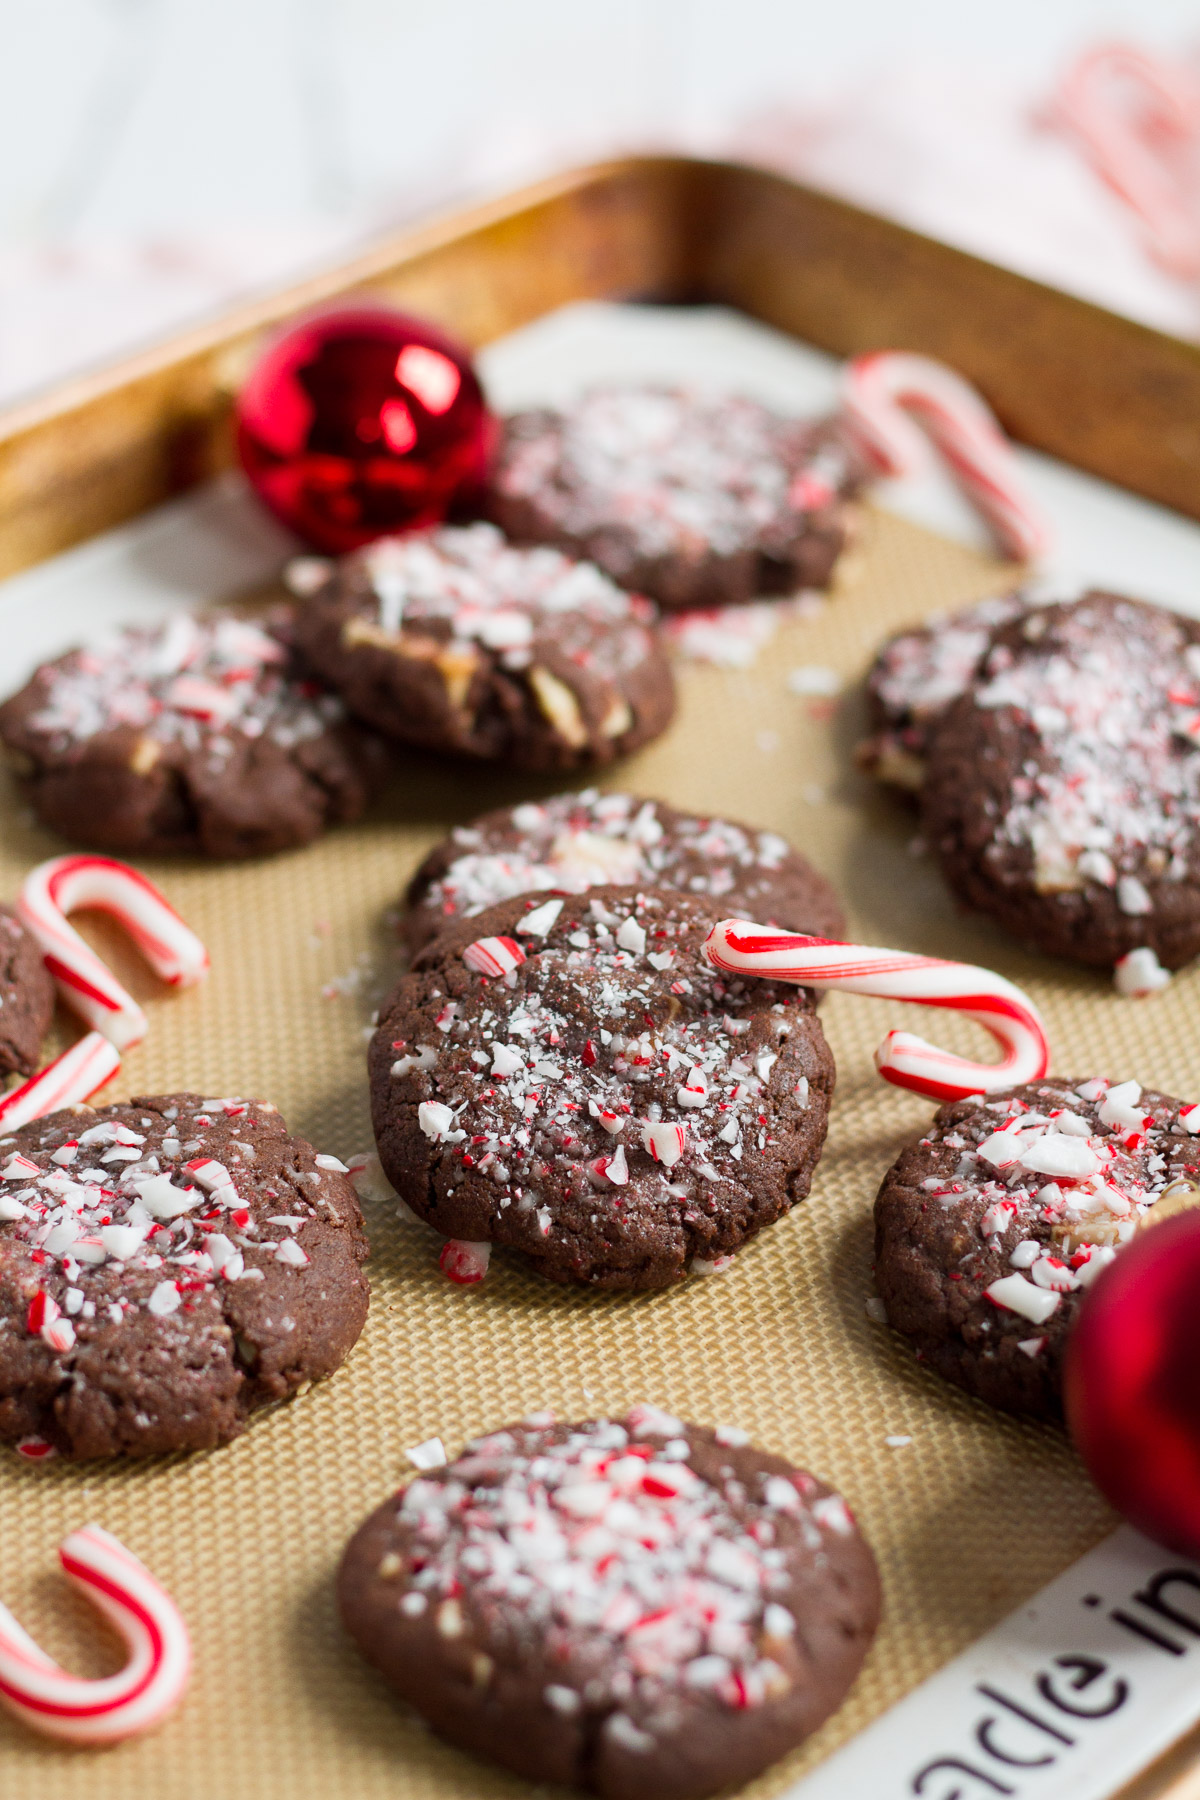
1 1 1199 403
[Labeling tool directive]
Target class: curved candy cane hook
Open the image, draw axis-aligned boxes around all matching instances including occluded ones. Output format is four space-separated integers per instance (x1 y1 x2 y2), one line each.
0 1525 190 1743
17 856 209 1051
840 351 1053 564
0 856 210 1131
704 922 1050 1103
1053 43 1200 281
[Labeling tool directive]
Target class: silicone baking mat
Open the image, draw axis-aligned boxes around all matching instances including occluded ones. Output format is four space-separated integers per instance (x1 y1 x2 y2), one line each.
0 328 1197 1800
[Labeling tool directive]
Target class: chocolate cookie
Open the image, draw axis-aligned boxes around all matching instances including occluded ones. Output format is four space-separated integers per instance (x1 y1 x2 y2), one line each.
921 592 1200 967
0 907 54 1080
369 887 834 1288
402 790 846 954
338 1406 880 1800
0 613 389 859
0 1092 370 1458
289 522 675 772
874 1076 1200 1419
857 590 1030 792
486 385 865 611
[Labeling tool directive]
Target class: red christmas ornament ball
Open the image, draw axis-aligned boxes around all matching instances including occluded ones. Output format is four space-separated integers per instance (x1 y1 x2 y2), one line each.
1065 1208 1200 1555
236 306 493 554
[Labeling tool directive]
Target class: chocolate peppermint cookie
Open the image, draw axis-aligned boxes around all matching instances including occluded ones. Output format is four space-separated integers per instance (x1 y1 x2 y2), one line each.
857 590 1030 792
0 907 54 1080
486 385 865 611
0 613 389 859
402 790 845 954
369 887 834 1288
0 1093 369 1458
289 522 675 772
339 1406 879 1800
920 592 1200 967
874 1076 1200 1419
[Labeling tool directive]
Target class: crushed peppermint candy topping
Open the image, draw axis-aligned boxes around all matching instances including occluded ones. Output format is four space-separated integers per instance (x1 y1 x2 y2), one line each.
405 1436 448 1471
491 386 858 564
895 1077 1200 1338
408 790 810 941
663 597 822 671
347 521 655 673
19 613 348 754
0 1097 357 1354
876 593 1033 726
860 590 1035 789
462 936 526 979
14 1434 57 1460
965 594 1200 900
379 888 826 1282
1114 946 1173 997
439 1239 490 1285
378 1413 860 1730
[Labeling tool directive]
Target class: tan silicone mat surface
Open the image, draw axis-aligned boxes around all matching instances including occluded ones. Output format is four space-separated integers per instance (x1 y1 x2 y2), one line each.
1 502 1193 1800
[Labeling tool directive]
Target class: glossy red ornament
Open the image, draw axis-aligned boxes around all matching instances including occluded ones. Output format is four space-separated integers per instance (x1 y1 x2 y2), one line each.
1065 1208 1200 1555
236 306 493 554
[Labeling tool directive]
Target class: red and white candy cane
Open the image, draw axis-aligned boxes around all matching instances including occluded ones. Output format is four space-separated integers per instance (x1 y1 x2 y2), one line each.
0 1525 190 1743
1053 44 1200 281
703 922 1049 1103
840 351 1053 563
0 1033 121 1134
17 855 209 1050
0 856 209 1130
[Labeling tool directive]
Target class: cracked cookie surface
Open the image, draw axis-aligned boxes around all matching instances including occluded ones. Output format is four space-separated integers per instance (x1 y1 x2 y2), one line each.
369 886 834 1289
338 1407 879 1800
0 613 389 858
486 384 865 611
874 1076 1200 1419
0 1092 369 1457
921 592 1200 967
291 522 675 772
